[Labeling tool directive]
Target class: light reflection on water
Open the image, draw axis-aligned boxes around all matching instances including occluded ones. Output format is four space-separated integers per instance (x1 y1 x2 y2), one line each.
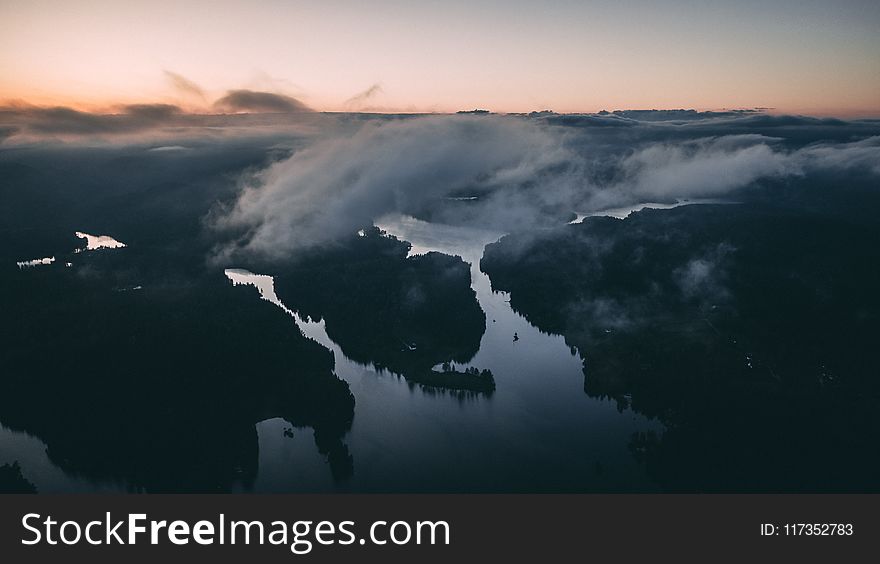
13 230 126 269
16 257 55 268
5 219 661 492
227 215 663 492
0 424 131 493
224 268 294 317
74 231 127 251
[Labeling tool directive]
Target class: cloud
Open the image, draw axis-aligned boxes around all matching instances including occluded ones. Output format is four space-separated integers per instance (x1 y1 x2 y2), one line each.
609 109 761 122
21 106 121 134
715 114 849 128
211 115 577 260
797 136 880 175
674 242 735 303
611 135 795 202
344 84 383 109
213 90 312 113
543 113 638 127
0 103 184 136
3 103 877 253
0 101 327 143
164 70 207 101
121 103 182 120
210 112 880 262
0 125 19 142
586 134 880 209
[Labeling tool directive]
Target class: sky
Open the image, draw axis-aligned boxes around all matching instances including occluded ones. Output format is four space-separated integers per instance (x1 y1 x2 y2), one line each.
1 0 879 115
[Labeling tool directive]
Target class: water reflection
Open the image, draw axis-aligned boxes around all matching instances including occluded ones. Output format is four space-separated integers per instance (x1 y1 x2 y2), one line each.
13 229 126 269
6 221 659 492
0 423 130 493
225 268 295 317
233 215 661 492
16 257 54 268
74 231 127 251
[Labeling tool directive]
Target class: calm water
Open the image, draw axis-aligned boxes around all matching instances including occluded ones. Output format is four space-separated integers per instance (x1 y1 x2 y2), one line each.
2 218 661 492
236 215 661 492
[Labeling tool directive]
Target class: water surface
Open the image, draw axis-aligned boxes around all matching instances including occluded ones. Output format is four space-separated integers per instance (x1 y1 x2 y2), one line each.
229 215 662 492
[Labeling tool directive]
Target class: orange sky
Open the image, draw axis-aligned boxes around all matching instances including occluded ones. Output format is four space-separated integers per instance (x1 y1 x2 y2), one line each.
2 0 879 116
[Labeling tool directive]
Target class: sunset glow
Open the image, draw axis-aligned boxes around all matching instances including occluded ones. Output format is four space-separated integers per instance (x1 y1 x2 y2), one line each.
2 0 879 115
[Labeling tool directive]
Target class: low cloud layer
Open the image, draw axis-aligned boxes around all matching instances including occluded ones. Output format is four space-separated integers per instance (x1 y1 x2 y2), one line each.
1 78 314 140
212 112 880 260
0 103 326 144
212 116 577 260
0 103 185 135
589 133 880 209
2 103 878 262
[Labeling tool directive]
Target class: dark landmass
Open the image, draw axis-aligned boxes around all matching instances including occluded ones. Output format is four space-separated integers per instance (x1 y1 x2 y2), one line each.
0 462 37 493
0 141 355 491
482 178 880 491
269 228 488 387
1 259 355 491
